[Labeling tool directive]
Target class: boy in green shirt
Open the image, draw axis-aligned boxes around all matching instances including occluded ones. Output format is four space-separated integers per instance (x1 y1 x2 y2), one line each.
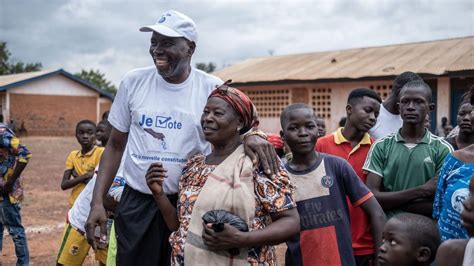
364 80 453 218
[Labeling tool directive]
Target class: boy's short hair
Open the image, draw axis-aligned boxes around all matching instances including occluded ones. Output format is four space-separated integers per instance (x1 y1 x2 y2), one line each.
76 120 97 132
280 103 316 128
400 80 433 102
97 120 111 128
102 111 110 121
338 117 346 127
347 88 382 105
471 86 474 105
391 213 441 263
393 71 423 92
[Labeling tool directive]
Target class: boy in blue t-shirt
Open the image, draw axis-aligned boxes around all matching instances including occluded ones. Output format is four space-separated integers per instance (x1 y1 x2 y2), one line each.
280 103 386 266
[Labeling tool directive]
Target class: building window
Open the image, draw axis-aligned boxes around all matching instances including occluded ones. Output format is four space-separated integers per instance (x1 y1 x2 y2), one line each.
310 88 332 119
369 83 393 100
244 89 290 118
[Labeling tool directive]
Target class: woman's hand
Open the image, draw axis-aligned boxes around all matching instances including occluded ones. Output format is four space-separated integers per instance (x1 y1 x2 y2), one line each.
146 162 167 196
243 134 280 177
202 223 246 250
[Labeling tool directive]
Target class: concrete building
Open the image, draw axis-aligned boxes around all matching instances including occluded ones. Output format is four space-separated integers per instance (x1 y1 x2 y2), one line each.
0 69 114 135
214 36 473 134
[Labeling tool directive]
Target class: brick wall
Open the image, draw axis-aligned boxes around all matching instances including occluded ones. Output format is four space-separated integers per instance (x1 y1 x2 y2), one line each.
290 87 309 103
10 94 97 136
236 80 396 133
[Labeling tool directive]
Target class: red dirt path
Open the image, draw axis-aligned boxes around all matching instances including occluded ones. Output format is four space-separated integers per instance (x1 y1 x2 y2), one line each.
1 137 84 265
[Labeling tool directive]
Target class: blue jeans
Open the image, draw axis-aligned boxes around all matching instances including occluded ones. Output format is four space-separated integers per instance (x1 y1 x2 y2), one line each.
0 197 29 265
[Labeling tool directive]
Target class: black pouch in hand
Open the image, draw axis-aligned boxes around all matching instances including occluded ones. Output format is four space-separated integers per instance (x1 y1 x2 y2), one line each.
202 209 249 256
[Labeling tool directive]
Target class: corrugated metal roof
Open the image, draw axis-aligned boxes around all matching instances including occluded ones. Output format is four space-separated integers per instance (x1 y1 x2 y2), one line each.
0 69 114 100
0 70 57 87
213 36 474 83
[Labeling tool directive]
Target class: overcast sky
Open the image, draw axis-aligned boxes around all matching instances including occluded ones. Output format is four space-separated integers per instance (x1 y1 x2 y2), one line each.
1 0 472 86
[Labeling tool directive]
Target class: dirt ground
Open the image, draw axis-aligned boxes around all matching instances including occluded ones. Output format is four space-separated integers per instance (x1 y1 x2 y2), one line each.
0 136 287 265
1 137 81 265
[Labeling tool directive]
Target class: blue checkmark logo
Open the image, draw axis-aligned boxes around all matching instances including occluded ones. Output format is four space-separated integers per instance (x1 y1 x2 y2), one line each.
157 116 172 128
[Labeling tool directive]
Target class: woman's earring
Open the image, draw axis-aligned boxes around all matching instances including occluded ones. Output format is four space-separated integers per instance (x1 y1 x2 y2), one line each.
237 127 241 132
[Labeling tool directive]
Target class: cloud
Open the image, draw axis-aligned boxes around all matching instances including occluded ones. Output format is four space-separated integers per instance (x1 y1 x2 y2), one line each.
1 0 472 86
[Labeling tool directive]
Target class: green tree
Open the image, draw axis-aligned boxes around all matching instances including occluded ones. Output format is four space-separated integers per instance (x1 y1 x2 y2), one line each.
75 69 117 95
195 62 216 73
0 41 42 75
0 42 10 75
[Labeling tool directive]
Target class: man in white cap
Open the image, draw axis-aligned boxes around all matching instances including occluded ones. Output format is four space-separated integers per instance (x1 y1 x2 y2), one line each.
86 10 278 265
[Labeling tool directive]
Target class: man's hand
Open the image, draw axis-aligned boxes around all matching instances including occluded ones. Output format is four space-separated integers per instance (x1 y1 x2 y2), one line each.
202 223 245 250
420 176 438 198
243 135 280 176
85 204 108 250
146 162 167 196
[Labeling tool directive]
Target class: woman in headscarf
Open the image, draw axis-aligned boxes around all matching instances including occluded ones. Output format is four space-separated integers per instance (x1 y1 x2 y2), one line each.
146 81 299 265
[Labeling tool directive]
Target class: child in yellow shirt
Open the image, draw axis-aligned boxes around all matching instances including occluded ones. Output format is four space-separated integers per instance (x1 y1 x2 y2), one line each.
61 120 104 207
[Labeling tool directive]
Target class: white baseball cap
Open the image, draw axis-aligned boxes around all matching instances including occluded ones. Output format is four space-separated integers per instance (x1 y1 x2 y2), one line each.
140 10 198 43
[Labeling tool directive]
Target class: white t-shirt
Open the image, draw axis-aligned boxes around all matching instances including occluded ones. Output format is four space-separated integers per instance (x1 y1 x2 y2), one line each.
463 237 474 266
369 104 403 139
68 175 97 232
68 166 125 232
108 66 223 195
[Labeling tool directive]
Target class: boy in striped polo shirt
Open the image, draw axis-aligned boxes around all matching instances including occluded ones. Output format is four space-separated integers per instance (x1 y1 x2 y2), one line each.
364 80 453 219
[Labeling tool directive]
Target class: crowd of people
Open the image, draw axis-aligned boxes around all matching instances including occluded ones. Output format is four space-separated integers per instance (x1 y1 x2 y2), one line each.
0 9 472 266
